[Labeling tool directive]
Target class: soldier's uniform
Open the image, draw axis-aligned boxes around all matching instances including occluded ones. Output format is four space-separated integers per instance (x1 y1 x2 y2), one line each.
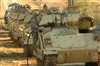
42 4 52 15
30 12 39 49
42 4 48 15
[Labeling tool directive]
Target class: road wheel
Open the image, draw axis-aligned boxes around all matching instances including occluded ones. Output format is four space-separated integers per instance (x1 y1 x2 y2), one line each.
18 38 23 47
85 62 98 66
37 58 44 66
23 45 33 57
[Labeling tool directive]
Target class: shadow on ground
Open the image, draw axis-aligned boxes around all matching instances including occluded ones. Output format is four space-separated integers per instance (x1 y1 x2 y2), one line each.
0 18 4 20
0 24 8 30
0 51 36 62
1 42 21 48
21 64 37 66
0 52 24 58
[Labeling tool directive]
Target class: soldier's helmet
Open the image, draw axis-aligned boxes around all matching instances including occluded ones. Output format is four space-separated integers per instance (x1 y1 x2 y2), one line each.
33 12 39 17
43 4 48 8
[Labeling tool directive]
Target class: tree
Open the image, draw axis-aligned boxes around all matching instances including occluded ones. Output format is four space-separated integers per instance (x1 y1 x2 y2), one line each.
75 0 100 24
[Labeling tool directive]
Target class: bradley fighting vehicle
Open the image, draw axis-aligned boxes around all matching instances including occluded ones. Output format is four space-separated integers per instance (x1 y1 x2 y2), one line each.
31 6 100 66
4 3 20 24
7 4 19 41
9 5 33 47
6 4 33 49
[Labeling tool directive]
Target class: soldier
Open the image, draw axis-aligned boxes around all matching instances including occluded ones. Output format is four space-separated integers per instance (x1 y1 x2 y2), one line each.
42 4 49 15
30 12 39 49
42 4 52 15
42 4 48 11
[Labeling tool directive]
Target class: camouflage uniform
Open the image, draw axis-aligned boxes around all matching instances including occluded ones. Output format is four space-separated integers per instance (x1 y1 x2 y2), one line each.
30 12 39 48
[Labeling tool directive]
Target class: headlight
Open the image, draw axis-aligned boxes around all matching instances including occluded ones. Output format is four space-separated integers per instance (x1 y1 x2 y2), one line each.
44 38 51 45
24 32 29 36
19 27 23 31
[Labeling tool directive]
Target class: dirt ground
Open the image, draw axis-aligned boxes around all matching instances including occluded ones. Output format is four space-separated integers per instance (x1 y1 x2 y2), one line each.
0 23 37 66
1 19 99 66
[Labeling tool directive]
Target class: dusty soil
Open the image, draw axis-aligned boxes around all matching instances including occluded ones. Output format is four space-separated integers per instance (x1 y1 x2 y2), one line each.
0 24 37 66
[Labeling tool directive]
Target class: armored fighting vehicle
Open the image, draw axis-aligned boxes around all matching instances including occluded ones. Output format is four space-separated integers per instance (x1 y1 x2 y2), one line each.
7 6 17 41
11 10 26 45
32 6 100 66
4 3 19 24
11 5 33 47
61 6 81 26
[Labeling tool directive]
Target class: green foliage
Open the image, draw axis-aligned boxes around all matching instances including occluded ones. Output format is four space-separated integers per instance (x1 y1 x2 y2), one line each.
75 0 88 13
75 0 100 24
94 16 100 24
75 1 99 13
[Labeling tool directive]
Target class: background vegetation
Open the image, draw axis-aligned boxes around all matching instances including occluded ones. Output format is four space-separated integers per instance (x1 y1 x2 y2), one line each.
75 0 100 25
